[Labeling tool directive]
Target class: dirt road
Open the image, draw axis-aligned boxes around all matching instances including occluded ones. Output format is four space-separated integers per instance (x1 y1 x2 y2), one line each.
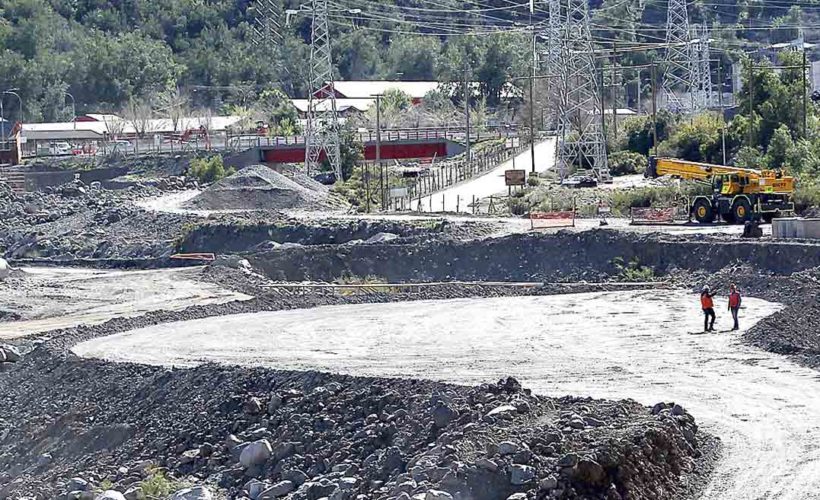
0 267 251 339
72 290 820 499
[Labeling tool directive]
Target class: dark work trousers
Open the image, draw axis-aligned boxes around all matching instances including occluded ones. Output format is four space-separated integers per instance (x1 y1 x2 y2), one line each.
731 307 740 330
703 308 716 331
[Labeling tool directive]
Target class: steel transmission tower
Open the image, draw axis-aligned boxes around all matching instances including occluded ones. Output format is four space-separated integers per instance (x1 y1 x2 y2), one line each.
556 0 608 180
695 24 713 110
305 0 342 180
541 0 563 130
661 0 697 112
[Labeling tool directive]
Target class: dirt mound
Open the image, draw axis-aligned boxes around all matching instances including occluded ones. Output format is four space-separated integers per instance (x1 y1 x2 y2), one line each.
184 166 347 212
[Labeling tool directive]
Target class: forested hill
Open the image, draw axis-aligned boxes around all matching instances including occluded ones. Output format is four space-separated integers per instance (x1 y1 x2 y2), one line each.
0 0 813 122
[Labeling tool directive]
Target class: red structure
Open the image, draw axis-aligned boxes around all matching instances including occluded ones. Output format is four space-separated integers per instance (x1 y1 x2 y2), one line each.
260 140 453 164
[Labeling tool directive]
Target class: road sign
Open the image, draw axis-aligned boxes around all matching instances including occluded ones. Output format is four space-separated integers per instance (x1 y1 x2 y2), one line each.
505 169 526 186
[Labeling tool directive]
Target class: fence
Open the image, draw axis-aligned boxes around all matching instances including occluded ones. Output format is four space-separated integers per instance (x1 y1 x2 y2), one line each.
406 140 531 204
408 194 510 216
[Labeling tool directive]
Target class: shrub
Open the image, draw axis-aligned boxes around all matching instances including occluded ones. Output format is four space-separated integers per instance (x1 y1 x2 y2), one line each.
141 468 182 497
608 151 647 176
612 256 656 282
508 197 529 215
188 155 235 184
794 179 820 214
527 175 541 187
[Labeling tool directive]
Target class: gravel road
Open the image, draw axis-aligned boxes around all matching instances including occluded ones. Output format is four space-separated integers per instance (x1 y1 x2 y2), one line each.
72 290 820 500
1 267 251 339
410 138 557 213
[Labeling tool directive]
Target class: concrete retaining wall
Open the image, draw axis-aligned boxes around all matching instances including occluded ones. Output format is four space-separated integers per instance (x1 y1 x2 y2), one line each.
773 218 820 240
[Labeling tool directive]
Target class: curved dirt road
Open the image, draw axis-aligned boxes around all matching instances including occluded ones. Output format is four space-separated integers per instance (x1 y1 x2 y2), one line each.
74 291 820 499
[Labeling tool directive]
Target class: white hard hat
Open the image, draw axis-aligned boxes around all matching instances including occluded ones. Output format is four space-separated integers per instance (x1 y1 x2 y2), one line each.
702 285 710 292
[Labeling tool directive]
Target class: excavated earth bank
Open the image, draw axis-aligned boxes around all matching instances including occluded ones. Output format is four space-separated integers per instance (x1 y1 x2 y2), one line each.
0 282 714 500
3 228 819 498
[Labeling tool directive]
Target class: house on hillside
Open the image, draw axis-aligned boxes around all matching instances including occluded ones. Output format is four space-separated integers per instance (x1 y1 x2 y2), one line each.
314 81 441 104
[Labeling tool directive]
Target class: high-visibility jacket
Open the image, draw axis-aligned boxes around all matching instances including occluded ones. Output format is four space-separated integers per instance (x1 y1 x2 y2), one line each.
701 293 714 310
729 292 741 309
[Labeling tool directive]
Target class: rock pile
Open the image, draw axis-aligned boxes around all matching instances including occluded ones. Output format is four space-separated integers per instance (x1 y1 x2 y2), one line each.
0 346 709 499
184 166 347 212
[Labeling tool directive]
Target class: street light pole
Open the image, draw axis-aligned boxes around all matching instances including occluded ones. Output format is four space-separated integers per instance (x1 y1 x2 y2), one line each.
2 90 23 125
65 92 76 130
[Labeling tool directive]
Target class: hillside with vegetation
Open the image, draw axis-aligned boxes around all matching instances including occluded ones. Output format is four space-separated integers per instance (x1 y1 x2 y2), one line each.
0 0 816 123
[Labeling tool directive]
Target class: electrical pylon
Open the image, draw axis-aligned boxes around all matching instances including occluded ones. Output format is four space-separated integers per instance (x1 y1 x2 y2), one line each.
696 24 713 110
542 0 563 130
661 0 696 112
556 0 609 181
305 0 342 181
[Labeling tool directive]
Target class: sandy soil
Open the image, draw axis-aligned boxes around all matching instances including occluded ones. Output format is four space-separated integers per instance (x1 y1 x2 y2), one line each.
0 267 252 339
72 290 820 500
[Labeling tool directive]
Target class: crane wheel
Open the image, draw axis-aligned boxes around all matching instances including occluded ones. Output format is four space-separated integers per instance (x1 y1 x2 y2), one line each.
732 198 753 223
693 198 714 224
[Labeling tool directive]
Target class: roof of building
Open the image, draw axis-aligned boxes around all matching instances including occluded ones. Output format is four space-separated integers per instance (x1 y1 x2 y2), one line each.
20 115 244 140
330 81 441 99
291 98 376 114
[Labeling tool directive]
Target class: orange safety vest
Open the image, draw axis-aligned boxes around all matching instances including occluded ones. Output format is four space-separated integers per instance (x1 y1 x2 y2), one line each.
701 293 714 310
729 292 741 308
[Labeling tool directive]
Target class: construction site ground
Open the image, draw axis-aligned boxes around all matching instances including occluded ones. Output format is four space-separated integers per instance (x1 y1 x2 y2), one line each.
2 167 820 499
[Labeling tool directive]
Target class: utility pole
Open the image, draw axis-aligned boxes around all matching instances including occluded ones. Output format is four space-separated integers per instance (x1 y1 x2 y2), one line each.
464 65 471 170
376 94 383 210
637 75 641 115
651 64 658 157
529 18 537 174
748 60 754 150
612 42 618 140
718 60 727 164
803 49 808 138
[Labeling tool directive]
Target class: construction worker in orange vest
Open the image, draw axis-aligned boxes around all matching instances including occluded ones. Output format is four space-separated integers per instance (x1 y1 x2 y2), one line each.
701 285 717 332
728 284 742 331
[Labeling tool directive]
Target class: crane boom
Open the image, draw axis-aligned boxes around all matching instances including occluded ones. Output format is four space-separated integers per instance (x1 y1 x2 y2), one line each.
644 156 795 224
647 157 795 195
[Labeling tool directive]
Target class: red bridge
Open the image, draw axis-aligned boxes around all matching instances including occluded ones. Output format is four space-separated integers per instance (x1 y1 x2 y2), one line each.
246 128 517 164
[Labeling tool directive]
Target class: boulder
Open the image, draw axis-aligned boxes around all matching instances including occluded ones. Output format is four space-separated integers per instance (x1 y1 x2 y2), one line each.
497 441 520 456
259 481 295 499
95 492 126 500
432 403 457 428
171 486 213 500
0 258 9 281
509 465 536 485
240 439 272 468
425 491 453 500
67 478 89 491
0 345 17 364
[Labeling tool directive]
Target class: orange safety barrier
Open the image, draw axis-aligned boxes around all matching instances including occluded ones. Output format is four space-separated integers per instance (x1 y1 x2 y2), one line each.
530 210 576 230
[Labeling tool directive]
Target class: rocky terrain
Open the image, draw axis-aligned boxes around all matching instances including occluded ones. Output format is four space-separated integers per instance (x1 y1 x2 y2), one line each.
0 346 710 500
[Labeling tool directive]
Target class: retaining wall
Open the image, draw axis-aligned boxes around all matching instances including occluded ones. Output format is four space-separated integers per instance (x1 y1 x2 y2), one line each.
249 230 820 282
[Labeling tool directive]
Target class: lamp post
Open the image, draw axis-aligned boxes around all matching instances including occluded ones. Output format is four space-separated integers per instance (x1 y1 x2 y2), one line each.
2 90 23 125
65 92 76 129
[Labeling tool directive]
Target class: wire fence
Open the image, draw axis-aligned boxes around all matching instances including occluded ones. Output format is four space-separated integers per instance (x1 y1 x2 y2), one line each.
406 140 532 203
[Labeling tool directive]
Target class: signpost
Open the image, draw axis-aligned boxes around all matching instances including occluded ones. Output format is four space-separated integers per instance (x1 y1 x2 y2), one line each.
505 169 526 187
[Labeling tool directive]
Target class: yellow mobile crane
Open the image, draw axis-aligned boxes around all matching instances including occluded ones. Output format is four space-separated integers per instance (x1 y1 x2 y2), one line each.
646 156 796 224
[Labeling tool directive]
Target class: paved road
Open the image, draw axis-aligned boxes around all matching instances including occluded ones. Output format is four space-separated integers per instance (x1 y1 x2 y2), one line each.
410 138 557 213
0 267 251 339
73 290 820 499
